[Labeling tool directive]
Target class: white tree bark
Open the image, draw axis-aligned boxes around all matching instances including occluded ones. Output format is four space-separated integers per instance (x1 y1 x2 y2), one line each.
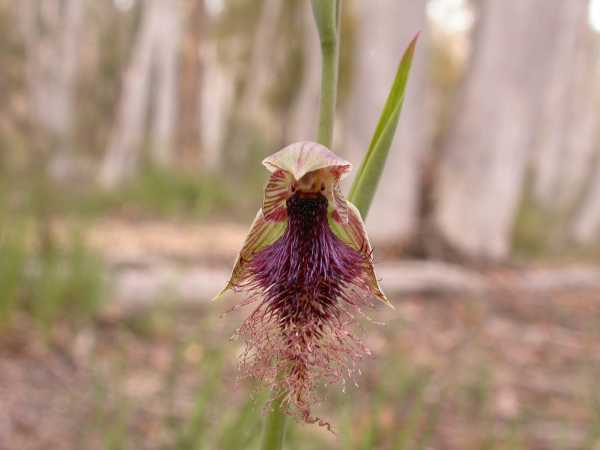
572 155 600 244
18 0 85 175
176 0 204 171
345 0 429 245
200 40 234 171
99 0 181 189
433 0 576 260
150 0 181 167
99 0 159 188
532 3 598 211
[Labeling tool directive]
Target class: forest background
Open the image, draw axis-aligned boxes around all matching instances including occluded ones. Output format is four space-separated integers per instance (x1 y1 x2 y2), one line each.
2 1 600 449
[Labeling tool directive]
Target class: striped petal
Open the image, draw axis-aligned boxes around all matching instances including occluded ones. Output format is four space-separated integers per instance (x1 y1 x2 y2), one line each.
213 209 287 301
328 201 391 307
330 183 348 224
262 169 294 222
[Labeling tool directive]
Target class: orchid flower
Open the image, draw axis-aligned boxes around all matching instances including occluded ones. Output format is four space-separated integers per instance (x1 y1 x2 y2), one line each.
215 141 390 426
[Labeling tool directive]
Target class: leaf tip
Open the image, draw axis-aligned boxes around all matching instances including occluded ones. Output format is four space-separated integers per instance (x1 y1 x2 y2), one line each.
406 31 420 56
211 285 230 302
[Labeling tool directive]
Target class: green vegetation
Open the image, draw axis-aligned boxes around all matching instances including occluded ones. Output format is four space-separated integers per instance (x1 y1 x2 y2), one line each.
0 227 104 333
512 196 558 259
1 162 260 223
512 191 600 262
88 166 245 220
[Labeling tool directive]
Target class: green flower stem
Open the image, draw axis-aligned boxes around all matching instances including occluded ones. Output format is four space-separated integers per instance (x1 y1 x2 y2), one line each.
314 0 341 147
260 392 288 450
259 3 342 449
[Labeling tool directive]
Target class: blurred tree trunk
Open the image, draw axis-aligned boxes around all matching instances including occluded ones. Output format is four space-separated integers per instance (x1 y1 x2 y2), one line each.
228 0 282 156
571 148 600 244
200 40 233 171
532 3 598 211
240 0 281 139
99 0 160 188
288 0 320 142
99 0 181 189
176 0 205 171
150 0 181 167
432 0 581 261
18 0 85 178
572 150 600 244
345 0 429 245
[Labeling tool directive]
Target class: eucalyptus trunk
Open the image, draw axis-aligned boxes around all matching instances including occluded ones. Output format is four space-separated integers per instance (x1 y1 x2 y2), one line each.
571 146 600 244
432 0 576 260
238 0 283 144
532 2 598 211
19 0 85 178
150 0 181 167
99 0 181 189
176 0 205 171
200 40 234 171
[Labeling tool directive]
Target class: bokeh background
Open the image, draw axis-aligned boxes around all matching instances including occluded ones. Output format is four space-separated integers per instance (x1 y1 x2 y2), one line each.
2 0 600 449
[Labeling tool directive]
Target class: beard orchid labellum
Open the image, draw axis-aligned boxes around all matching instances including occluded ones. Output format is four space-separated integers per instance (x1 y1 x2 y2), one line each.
214 141 391 426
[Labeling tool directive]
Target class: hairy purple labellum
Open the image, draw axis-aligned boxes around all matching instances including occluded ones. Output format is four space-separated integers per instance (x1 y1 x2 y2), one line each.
237 193 375 426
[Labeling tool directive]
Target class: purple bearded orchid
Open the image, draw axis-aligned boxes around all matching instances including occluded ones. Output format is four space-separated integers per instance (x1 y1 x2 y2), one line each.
214 141 391 426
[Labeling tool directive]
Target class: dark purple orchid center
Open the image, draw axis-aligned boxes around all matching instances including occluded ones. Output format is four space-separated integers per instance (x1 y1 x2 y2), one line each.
240 192 372 426
250 192 364 329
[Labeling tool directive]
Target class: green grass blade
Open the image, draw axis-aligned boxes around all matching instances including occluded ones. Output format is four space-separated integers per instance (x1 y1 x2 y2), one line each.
260 392 289 450
348 33 419 219
218 395 264 450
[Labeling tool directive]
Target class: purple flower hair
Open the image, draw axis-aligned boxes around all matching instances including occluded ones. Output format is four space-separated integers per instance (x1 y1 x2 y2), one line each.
214 141 390 427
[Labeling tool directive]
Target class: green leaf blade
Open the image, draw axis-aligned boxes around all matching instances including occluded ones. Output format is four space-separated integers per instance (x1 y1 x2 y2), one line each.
348 33 419 219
